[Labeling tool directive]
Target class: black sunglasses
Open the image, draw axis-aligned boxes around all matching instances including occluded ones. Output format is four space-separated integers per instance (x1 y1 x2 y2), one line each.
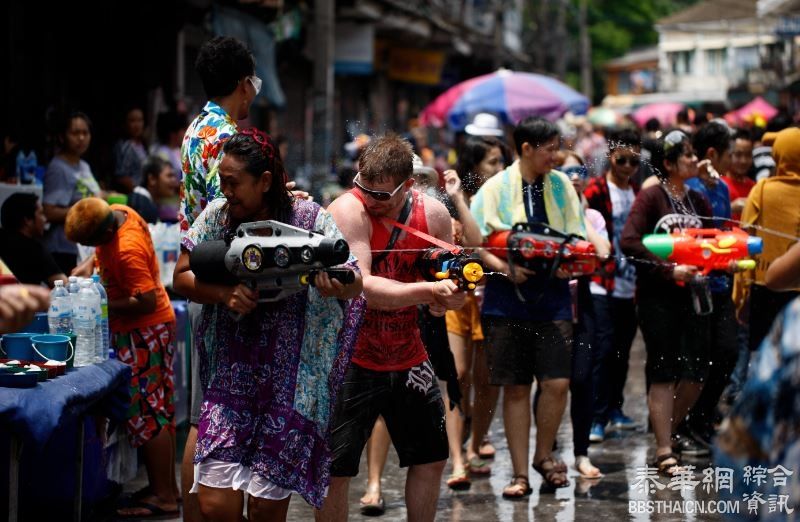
353 173 407 201
614 156 641 167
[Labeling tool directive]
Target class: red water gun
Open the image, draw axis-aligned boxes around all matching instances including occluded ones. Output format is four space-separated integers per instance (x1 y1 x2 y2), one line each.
642 228 763 275
417 248 486 291
485 222 607 277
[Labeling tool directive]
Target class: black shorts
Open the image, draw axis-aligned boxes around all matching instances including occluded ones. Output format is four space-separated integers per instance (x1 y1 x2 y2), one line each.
329 360 449 477
482 316 573 385
637 290 711 383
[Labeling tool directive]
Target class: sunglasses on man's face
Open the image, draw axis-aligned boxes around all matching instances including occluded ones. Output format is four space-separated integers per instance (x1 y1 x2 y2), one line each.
353 173 407 201
614 155 641 167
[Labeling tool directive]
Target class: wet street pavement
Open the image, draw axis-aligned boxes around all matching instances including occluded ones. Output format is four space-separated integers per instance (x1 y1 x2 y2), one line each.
284 331 725 521
126 332 730 521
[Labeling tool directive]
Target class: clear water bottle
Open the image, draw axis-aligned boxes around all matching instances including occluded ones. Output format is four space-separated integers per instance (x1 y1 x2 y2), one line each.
91 274 110 360
48 280 73 334
67 276 81 311
73 280 98 367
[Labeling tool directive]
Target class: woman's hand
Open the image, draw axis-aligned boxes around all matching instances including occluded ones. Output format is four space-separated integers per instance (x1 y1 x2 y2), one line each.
222 284 258 315
673 264 699 283
444 170 463 199
314 271 346 299
286 181 312 202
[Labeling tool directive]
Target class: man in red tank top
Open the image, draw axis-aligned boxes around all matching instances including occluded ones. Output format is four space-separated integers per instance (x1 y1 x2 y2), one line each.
316 135 465 522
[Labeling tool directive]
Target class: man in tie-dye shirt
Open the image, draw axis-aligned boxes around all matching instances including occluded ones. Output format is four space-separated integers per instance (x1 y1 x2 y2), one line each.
177 35 259 522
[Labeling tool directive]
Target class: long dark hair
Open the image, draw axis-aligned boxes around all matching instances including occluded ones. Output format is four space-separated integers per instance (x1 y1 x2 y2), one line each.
455 136 505 195
222 130 293 222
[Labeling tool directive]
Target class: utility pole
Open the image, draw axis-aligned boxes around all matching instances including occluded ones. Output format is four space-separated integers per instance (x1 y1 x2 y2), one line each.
578 0 593 100
311 0 335 199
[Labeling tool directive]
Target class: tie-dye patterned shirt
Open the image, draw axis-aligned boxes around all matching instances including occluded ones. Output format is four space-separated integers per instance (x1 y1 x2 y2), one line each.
178 101 238 239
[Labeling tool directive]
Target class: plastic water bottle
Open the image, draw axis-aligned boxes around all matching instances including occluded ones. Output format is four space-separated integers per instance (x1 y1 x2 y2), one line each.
92 274 110 360
48 280 73 334
73 280 98 367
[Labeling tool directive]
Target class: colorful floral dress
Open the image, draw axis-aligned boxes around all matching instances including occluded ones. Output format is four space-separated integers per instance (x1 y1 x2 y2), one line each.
178 101 238 238
181 197 365 507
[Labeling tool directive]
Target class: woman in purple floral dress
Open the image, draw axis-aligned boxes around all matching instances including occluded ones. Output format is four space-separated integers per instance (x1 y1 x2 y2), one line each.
174 130 365 521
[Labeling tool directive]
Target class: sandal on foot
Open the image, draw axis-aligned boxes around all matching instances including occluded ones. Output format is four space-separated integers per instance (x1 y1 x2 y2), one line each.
502 475 532 499
447 469 471 490
359 496 386 516
467 456 491 475
478 436 496 459
575 455 604 479
653 453 685 478
533 456 570 489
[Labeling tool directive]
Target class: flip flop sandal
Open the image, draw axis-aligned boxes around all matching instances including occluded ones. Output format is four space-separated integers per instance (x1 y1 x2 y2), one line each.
467 456 492 476
502 475 532 499
126 486 183 504
359 496 386 516
447 469 472 490
532 457 570 489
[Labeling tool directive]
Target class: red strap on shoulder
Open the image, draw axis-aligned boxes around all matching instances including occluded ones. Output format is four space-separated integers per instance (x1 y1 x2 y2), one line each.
381 218 463 255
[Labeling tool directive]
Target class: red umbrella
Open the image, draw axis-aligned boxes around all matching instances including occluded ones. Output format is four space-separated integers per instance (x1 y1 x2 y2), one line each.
632 103 685 127
724 96 778 126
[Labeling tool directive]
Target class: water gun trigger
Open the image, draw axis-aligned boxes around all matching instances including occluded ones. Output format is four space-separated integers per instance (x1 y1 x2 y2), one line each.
434 270 450 281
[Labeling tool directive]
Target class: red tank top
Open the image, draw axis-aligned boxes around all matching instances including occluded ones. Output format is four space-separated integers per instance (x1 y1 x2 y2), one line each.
350 189 430 371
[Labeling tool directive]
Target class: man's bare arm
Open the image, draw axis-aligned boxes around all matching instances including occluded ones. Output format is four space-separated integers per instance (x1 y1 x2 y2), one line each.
328 193 439 310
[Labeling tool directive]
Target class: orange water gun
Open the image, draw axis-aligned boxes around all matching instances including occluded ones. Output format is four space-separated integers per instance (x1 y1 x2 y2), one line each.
485 223 606 277
642 228 762 275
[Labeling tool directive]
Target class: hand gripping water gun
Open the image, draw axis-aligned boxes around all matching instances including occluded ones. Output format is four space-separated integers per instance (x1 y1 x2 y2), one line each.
642 228 763 275
417 248 486 290
485 222 606 277
189 220 355 302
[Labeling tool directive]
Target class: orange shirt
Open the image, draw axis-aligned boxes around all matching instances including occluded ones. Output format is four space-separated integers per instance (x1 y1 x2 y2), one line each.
96 205 175 333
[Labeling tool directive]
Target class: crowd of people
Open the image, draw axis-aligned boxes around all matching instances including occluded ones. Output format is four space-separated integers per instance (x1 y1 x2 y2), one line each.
1 34 799 522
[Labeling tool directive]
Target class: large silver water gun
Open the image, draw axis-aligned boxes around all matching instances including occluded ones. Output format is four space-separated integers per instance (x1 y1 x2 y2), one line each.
189 220 355 303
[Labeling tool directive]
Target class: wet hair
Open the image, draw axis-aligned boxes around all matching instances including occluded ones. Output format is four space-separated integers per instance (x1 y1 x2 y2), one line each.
222 130 292 221
156 111 186 144
455 136 505 195
607 128 641 152
676 109 691 125
512 117 559 155
733 128 754 143
195 36 255 98
644 118 661 133
1 193 38 231
650 129 691 179
693 122 730 161
359 134 414 185
141 156 170 187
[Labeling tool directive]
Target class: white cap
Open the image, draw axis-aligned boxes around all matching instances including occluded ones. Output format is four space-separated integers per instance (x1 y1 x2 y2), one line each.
465 113 504 137
412 154 438 186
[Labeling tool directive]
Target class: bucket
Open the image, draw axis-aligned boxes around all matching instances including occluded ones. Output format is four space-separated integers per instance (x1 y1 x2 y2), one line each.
31 334 74 366
0 333 36 360
25 312 49 334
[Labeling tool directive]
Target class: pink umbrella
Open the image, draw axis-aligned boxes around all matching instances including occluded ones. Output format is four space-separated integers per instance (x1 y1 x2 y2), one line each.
632 102 685 127
724 96 778 126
